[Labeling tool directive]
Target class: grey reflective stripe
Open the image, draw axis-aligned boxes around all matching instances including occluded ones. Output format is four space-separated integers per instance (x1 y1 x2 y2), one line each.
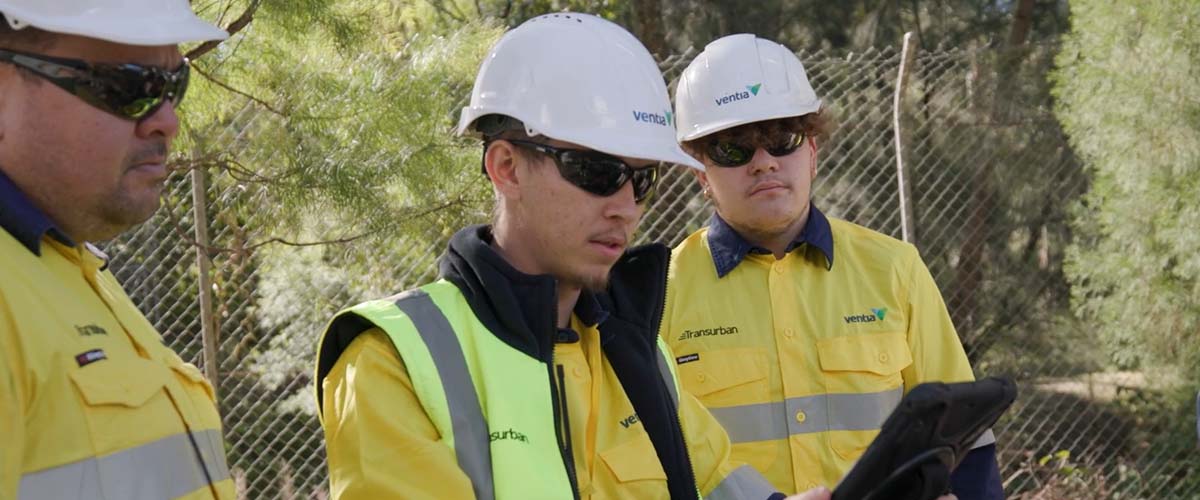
703 464 778 500
18 429 229 500
656 346 679 405
393 290 495 500
709 388 903 443
972 429 996 449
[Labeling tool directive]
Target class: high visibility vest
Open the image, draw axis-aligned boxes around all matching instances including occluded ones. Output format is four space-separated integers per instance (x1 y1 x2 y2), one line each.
316 279 689 500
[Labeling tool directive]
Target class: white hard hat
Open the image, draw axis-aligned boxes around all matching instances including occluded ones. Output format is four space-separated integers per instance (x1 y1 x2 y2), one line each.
0 0 228 46
675 34 821 142
457 12 703 171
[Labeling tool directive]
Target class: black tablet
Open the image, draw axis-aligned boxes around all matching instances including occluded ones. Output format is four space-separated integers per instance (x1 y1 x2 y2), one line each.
831 377 1018 500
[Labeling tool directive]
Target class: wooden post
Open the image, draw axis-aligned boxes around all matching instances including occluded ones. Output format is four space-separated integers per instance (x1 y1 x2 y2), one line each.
191 165 220 395
893 32 920 246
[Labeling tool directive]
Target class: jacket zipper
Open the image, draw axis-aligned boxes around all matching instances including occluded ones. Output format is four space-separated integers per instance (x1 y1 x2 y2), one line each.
547 353 582 500
656 257 699 496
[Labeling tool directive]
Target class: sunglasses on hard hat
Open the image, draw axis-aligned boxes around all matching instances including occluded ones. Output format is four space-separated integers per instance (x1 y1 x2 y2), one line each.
704 132 809 168
0 48 190 121
505 139 660 203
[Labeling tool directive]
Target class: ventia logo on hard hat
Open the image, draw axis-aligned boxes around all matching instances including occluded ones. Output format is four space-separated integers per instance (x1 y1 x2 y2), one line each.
714 83 763 106
632 109 673 127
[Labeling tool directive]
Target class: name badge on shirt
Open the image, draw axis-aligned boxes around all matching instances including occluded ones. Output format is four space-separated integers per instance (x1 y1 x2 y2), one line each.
75 349 107 367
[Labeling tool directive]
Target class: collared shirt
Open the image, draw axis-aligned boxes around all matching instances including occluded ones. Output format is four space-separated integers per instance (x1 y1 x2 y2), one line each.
0 169 73 255
1 170 233 499
662 207 996 495
555 290 611 344
706 205 834 278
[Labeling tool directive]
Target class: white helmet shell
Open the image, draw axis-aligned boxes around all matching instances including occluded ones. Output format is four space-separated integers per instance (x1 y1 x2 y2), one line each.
0 0 227 46
675 33 821 142
457 12 703 171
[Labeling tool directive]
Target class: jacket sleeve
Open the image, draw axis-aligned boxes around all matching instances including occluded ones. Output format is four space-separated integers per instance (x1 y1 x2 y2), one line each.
320 328 475 499
673 356 782 500
950 444 1004 500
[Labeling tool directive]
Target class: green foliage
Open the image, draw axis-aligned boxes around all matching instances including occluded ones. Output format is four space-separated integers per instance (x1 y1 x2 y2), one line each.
185 6 505 406
180 15 502 241
162 3 507 497
898 43 1091 377
1009 448 1111 499
660 0 1069 52
1054 0 1200 380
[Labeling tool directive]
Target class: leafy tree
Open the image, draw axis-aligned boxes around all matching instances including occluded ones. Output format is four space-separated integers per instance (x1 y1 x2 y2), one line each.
148 2 507 497
1055 0 1200 381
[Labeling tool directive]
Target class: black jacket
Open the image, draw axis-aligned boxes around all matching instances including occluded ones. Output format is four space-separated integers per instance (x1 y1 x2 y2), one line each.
438 225 698 500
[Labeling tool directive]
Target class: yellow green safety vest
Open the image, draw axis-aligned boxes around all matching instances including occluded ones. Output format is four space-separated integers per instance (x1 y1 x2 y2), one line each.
316 279 689 500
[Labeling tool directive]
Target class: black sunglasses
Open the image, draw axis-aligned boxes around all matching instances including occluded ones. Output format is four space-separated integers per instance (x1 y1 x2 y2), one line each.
504 139 660 203
705 132 808 168
0 48 190 121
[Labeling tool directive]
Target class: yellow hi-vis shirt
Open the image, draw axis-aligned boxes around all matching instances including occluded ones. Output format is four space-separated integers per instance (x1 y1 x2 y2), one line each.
662 209 982 493
321 316 745 499
0 204 233 497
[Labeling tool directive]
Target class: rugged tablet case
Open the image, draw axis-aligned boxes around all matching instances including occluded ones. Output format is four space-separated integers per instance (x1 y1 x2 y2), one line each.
831 377 1018 500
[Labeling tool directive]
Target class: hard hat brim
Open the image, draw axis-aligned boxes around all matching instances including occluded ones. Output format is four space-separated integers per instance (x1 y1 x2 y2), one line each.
459 105 706 172
4 10 228 46
676 100 822 143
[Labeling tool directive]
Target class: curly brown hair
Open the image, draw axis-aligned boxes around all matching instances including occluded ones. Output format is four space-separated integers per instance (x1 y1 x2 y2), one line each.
681 111 831 159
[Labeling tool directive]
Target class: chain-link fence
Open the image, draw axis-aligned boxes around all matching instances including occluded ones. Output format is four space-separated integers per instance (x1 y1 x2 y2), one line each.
103 38 1198 499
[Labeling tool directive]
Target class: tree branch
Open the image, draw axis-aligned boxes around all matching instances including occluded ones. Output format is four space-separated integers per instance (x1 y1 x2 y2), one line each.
186 0 263 61
159 169 477 256
190 63 287 116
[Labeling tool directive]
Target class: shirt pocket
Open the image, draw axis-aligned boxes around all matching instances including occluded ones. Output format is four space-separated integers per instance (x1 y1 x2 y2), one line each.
675 348 779 473
816 332 911 394
816 332 911 461
599 432 668 499
676 347 769 408
69 356 173 452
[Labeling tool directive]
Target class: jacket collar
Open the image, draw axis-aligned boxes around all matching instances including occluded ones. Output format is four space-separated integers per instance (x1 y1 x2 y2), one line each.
438 225 661 360
0 169 74 255
436 225 693 497
706 204 834 278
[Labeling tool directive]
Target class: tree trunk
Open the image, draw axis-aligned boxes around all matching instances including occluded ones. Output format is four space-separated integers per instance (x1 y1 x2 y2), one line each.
952 0 1036 361
1008 0 1036 47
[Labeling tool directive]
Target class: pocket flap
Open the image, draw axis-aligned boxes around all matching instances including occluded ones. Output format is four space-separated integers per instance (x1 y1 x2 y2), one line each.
70 356 168 407
675 348 767 397
169 361 217 401
601 433 667 482
817 333 912 375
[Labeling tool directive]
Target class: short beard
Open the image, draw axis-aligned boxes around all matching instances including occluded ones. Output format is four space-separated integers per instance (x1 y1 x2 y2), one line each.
579 273 610 293
552 262 609 293
558 269 610 294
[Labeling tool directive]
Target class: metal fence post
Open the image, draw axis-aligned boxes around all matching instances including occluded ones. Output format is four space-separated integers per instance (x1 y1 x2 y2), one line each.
893 32 919 246
191 165 220 395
